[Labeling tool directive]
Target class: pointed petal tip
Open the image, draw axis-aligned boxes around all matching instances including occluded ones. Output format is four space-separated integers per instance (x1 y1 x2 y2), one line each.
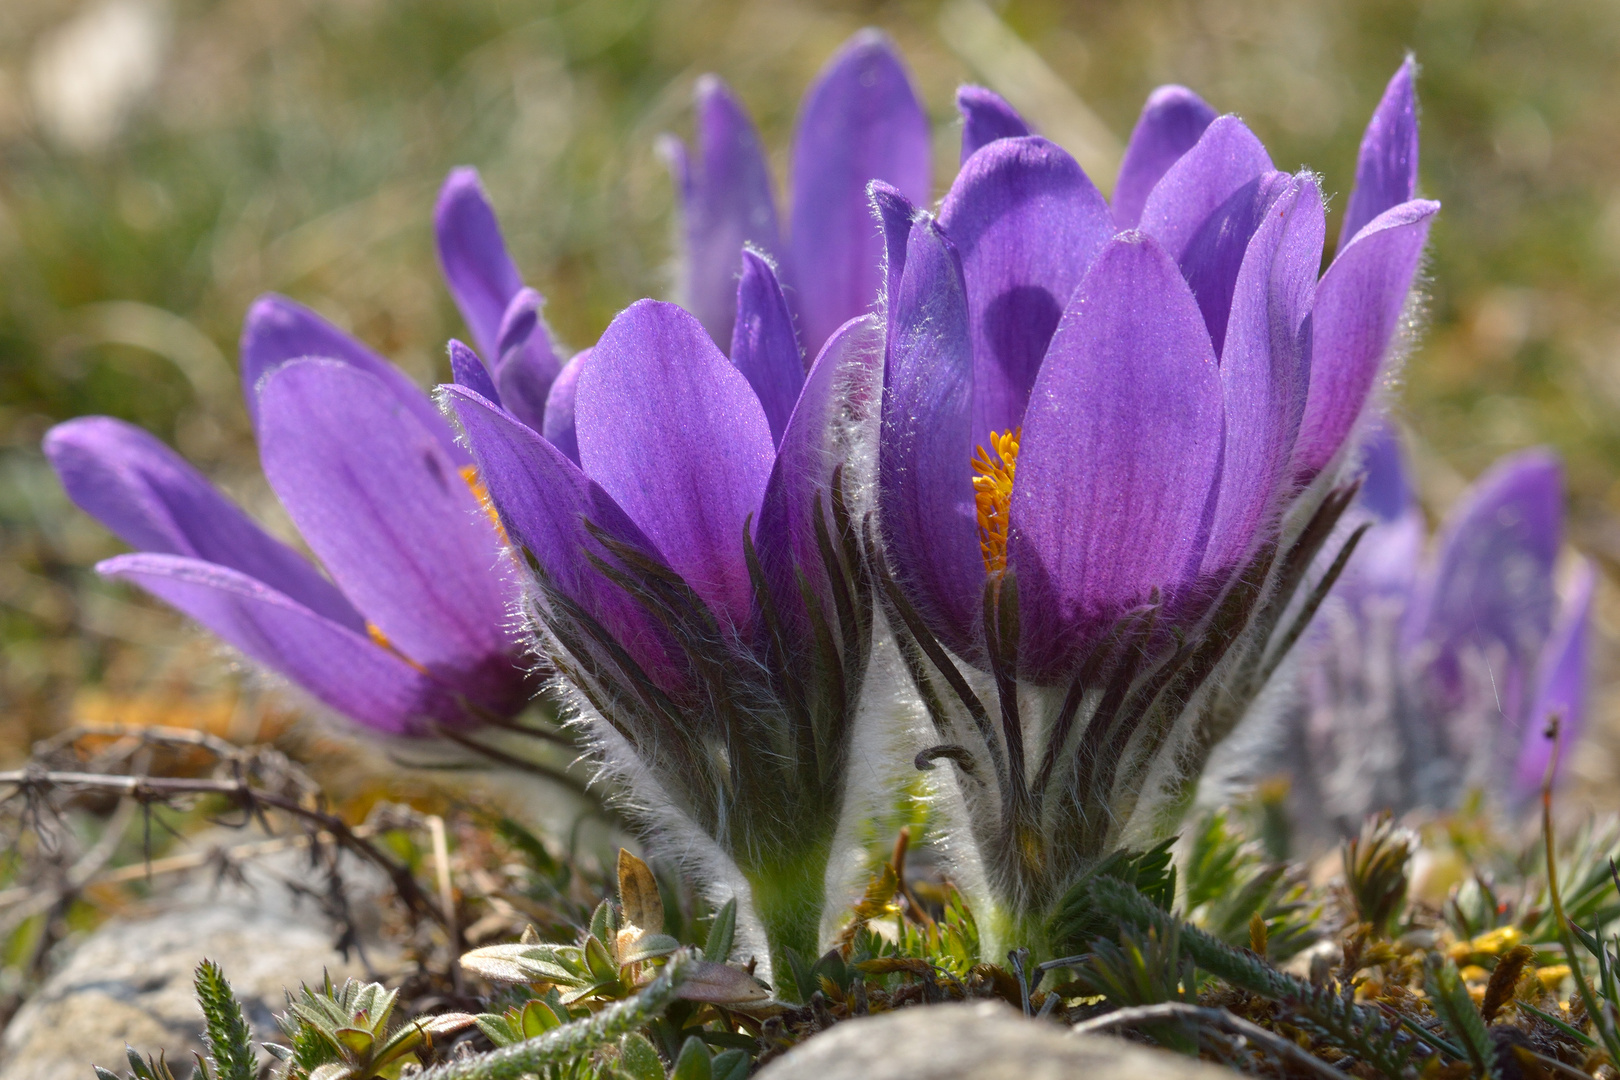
1143 83 1215 110
435 166 486 212
1112 84 1218 228
955 84 1032 162
792 23 929 355
1337 60 1423 252
448 339 500 405
496 287 544 357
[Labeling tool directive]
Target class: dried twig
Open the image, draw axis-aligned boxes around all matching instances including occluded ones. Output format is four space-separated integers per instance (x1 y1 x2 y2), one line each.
1 766 448 928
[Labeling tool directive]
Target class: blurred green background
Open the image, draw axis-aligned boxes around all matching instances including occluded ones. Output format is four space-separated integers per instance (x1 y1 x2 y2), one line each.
4 0 1619 788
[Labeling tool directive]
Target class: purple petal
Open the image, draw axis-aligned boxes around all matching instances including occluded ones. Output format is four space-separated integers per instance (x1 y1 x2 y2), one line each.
1179 170 1295 355
668 75 784 348
257 359 520 706
1340 508 1425 603
1112 85 1218 229
542 349 586 465
1338 58 1418 257
956 85 1031 163
239 294 468 465
44 417 361 629
435 168 523 356
938 136 1114 447
434 168 562 405
492 289 556 431
497 287 543 358
445 385 685 694
99 553 456 734
790 29 930 359
1199 175 1326 576
878 217 983 658
1514 558 1596 794
494 346 554 435
1137 115 1273 263
755 315 883 636
1292 199 1439 478
449 338 501 406
1009 234 1224 680
1406 449 1562 712
1357 419 1414 521
871 180 921 323
729 251 805 446
575 300 776 631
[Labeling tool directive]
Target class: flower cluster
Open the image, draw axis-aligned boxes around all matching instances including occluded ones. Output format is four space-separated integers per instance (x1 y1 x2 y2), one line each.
47 31 1498 984
1278 424 1594 839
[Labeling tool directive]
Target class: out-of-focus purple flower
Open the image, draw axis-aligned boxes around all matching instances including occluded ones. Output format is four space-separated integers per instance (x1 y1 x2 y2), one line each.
1285 427 1595 836
445 280 882 992
46 296 534 735
870 61 1436 952
663 29 930 359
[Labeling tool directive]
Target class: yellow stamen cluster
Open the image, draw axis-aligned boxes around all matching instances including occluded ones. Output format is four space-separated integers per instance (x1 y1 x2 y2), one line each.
460 464 510 547
971 427 1020 577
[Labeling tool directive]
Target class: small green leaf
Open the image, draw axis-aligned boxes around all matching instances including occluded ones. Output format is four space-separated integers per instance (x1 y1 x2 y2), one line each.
459 943 584 985
711 1048 750 1080
332 1027 375 1061
672 1035 712 1080
520 998 567 1038
473 1013 520 1048
590 899 618 944
704 899 737 964
94 1067 123 1080
585 934 619 982
783 948 813 1004
618 1032 665 1080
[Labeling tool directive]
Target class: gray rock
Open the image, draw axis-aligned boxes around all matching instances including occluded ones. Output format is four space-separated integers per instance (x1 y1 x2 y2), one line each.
756 1001 1241 1080
0 843 397 1080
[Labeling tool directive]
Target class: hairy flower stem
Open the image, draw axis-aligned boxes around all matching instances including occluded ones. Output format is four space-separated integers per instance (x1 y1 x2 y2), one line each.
986 906 1052 966
746 846 832 999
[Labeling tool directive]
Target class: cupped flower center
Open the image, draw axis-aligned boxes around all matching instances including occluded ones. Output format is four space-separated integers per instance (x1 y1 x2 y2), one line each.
971 427 1020 578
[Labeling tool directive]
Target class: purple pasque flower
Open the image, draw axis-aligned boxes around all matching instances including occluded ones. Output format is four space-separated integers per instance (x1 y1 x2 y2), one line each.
1285 426 1595 839
664 28 930 360
45 296 534 735
872 61 1437 951
442 277 882 993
